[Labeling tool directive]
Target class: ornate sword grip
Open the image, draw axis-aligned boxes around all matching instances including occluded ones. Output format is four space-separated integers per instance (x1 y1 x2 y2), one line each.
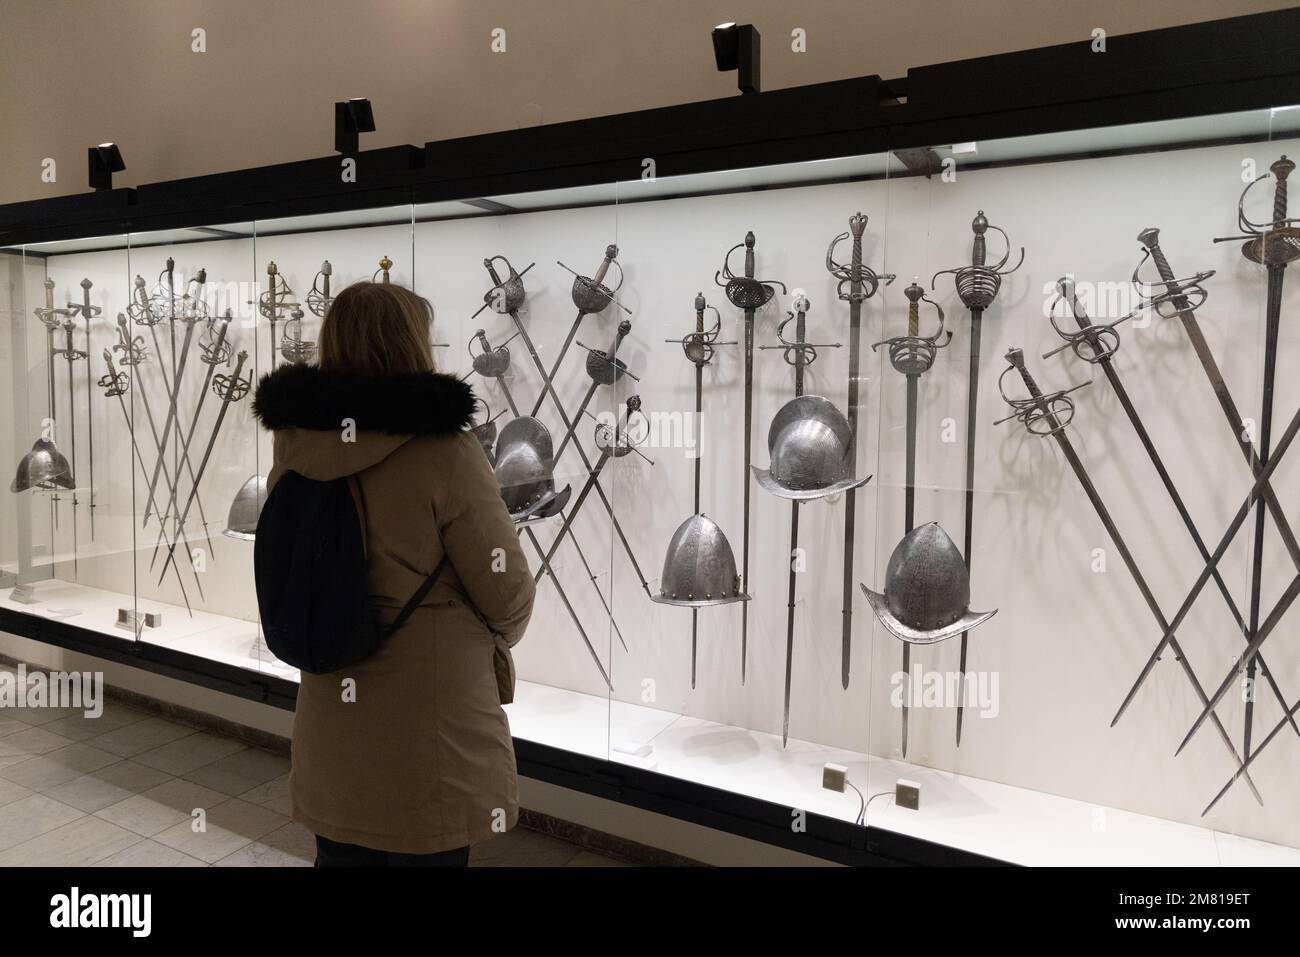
592 245 618 286
971 211 988 268
905 281 922 337
996 347 1089 436
744 231 756 280
849 212 865 277
1137 228 1175 284
1272 155 1293 224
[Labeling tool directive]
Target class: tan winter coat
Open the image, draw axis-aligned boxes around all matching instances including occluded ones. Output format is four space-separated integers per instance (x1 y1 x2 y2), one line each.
254 364 535 854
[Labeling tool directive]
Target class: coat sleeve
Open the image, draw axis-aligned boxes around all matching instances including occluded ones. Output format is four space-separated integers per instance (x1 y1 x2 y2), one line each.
429 431 536 647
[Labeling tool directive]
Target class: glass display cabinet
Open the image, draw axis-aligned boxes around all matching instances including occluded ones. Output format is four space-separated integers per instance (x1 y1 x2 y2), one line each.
3 10 1299 865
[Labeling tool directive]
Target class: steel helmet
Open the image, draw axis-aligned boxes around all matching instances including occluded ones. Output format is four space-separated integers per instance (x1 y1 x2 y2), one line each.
752 395 871 500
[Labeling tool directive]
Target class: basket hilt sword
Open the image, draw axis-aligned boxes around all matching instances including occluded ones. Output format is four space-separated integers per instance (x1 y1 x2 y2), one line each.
998 347 1263 804
932 210 1022 745
827 212 893 689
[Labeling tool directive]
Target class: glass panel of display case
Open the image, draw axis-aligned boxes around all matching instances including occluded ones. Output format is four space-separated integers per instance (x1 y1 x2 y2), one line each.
121 223 263 669
860 106 1299 865
592 152 882 826
2 235 136 642
413 185 621 764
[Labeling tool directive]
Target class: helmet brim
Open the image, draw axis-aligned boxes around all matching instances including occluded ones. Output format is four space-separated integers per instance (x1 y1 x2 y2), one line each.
861 583 996 645
751 466 871 501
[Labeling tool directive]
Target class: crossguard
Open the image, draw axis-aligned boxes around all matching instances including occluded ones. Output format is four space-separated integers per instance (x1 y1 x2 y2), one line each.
98 351 128 397
759 303 840 367
666 295 733 366
212 355 252 402
1042 277 1135 364
113 314 148 366
307 261 334 318
716 235 786 310
826 217 895 303
1130 248 1213 319
871 284 950 375
994 350 1091 437
53 322 87 363
930 210 1024 310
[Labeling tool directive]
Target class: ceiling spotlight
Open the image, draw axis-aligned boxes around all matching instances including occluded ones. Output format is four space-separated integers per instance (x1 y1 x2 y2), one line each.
335 97 376 155
87 142 125 191
711 22 760 95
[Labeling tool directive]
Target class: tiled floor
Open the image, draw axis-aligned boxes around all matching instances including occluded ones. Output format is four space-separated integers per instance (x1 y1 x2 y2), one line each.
0 667 627 867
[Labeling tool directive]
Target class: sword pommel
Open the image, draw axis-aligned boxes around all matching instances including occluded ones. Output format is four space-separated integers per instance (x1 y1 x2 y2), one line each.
1136 227 1161 250
80 278 92 291
1272 155 1294 181
848 213 867 240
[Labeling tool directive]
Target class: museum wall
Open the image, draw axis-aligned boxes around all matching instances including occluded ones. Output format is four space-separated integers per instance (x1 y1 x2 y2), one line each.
0 0 1293 205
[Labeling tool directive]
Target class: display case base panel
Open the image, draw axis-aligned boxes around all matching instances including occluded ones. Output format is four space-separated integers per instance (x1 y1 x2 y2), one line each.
3 580 1296 866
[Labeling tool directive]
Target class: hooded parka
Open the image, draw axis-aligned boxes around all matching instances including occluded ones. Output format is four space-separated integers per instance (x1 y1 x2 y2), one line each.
253 364 535 854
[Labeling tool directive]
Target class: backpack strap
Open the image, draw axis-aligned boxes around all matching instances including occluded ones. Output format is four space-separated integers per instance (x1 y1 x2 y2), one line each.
347 475 370 559
383 554 451 639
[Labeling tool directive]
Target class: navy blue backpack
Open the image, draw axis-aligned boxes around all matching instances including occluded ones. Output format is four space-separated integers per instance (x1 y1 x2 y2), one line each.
253 471 447 674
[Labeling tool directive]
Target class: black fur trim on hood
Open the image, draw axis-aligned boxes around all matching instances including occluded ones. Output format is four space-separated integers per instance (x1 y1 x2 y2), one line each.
252 364 477 436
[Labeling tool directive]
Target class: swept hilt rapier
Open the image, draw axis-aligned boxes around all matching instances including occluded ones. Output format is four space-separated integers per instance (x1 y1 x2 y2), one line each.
98 350 128 397
1134 228 1215 318
931 210 1023 309
826 212 895 302
759 294 840 367
666 292 735 366
716 231 786 309
558 244 630 315
575 318 639 385
872 280 951 375
113 314 147 366
994 347 1090 437
35 278 76 331
279 306 317 365
1213 155 1300 266
1043 276 1137 364
199 312 234 366
593 395 650 460
53 320 88 364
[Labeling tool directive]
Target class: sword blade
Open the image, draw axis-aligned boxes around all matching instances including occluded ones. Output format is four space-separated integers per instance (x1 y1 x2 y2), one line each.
955 308 983 746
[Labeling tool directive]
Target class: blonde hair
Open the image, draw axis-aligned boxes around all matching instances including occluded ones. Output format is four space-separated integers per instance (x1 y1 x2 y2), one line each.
317 281 436 376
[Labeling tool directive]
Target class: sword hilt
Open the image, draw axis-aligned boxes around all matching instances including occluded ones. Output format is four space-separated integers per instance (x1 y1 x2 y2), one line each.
1272 155 1293 224
971 211 988 268
212 351 252 402
744 231 756 280
849 212 865 277
996 347 1089 436
1137 228 1175 284
99 350 128 396
1043 276 1125 364
592 244 617 286
906 281 922 337
377 256 393 284
483 257 504 287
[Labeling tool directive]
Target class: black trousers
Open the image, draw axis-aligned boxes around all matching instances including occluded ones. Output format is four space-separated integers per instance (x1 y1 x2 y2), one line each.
314 835 470 868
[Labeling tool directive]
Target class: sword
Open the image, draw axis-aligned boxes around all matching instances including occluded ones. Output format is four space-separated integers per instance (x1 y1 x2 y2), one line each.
873 280 950 756
997 347 1263 804
478 255 652 596
1046 277 1300 745
155 352 252 588
716 231 786 683
66 279 103 538
1111 228 1300 726
307 260 334 318
35 279 76 529
827 214 894 690
553 319 637 464
531 397 649 685
470 327 629 656
530 245 629 418
932 211 1022 744
52 320 88 577
663 293 737 687
98 350 194 614
759 295 841 745
1213 156 1298 763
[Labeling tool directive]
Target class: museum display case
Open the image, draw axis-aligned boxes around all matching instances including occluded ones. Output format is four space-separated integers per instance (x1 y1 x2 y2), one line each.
3 10 1300 865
